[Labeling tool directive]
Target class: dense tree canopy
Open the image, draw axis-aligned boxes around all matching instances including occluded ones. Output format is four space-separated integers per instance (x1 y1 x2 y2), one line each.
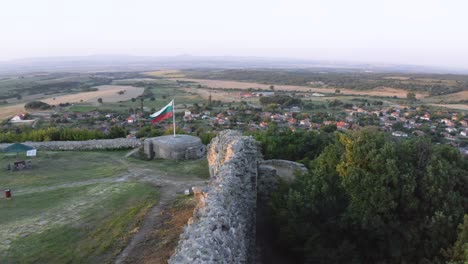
24 101 51 110
250 123 333 162
269 129 468 263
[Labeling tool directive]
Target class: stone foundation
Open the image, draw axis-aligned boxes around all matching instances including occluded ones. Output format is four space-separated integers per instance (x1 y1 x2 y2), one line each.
143 135 206 160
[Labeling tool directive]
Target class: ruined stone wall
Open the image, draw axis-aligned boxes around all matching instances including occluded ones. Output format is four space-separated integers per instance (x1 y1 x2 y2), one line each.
260 159 307 182
0 138 141 151
169 130 261 264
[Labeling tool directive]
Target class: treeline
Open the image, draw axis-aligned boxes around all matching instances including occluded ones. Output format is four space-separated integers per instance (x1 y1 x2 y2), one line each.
259 95 302 107
0 126 127 143
186 69 468 95
263 128 467 263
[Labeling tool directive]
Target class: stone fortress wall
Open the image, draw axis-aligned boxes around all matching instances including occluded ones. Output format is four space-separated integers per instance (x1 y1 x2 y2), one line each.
169 130 307 263
169 130 260 263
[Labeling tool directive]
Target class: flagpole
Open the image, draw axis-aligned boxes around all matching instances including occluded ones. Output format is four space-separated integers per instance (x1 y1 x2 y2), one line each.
172 99 176 137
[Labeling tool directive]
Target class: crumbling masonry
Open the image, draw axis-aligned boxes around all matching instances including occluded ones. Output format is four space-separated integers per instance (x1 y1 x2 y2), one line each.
169 130 307 264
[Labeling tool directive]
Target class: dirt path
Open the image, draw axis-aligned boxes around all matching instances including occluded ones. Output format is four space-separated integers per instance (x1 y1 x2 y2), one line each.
115 168 206 264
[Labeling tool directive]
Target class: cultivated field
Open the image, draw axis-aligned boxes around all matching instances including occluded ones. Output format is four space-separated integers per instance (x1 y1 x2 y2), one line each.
0 85 144 120
0 150 208 263
41 85 144 104
174 78 428 99
427 90 468 103
429 104 468 111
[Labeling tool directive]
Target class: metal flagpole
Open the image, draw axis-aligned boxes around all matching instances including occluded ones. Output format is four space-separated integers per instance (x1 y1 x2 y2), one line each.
172 99 176 137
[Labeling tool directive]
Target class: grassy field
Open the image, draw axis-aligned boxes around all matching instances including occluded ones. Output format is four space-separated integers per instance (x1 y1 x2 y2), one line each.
2 182 158 263
0 151 126 190
0 150 209 263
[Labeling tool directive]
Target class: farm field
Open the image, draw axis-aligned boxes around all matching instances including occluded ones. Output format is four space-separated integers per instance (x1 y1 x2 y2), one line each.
426 90 468 103
0 85 144 120
0 150 208 263
173 78 428 98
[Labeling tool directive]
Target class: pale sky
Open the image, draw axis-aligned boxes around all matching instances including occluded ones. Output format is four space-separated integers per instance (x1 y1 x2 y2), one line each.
1 0 467 68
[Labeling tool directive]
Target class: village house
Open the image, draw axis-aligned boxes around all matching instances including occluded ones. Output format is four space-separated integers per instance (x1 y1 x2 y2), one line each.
10 113 26 121
299 119 311 127
336 121 349 131
239 92 254 98
441 118 455 127
287 118 297 125
127 115 137 124
420 114 431 121
445 127 457 133
392 131 408 137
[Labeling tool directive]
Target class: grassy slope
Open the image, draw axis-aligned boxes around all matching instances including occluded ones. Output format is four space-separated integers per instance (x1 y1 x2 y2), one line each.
3 182 158 264
0 150 209 263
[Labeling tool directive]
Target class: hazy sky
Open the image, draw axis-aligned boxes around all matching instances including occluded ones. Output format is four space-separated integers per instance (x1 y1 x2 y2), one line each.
1 0 467 68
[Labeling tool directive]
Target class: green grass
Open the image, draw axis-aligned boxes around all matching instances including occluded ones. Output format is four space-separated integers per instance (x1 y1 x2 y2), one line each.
68 105 99 112
0 151 127 190
3 182 159 264
129 157 210 179
0 149 208 262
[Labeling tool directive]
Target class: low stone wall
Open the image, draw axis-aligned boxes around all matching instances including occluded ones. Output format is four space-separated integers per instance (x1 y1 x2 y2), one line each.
260 159 307 182
0 138 141 151
169 130 260 264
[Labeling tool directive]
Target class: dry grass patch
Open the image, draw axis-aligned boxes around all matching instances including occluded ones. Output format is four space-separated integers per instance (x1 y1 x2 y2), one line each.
428 90 468 103
132 195 198 264
145 70 186 78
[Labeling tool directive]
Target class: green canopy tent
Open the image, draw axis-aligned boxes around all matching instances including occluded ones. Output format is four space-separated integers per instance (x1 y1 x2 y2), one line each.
3 143 36 170
4 143 35 153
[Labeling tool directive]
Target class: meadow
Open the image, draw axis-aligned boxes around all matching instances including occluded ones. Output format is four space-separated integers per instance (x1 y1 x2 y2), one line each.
0 150 208 263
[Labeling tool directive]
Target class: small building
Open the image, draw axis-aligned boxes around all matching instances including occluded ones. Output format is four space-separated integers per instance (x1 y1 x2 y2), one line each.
392 131 408 137
127 115 137 124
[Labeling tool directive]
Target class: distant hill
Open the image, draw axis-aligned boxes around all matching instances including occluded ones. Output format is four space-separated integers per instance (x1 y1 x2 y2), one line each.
1 55 467 75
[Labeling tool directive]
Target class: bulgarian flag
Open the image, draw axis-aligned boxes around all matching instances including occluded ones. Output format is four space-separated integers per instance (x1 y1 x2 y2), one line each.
150 100 174 124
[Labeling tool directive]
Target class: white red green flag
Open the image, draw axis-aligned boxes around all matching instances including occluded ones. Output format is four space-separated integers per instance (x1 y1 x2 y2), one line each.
150 100 174 124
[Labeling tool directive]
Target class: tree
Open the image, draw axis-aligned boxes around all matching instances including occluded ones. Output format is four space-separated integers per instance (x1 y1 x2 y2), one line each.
444 215 468 263
407 92 416 101
270 85 275 91
25 101 51 110
335 89 341 94
108 125 127 138
270 129 468 263
97 98 103 104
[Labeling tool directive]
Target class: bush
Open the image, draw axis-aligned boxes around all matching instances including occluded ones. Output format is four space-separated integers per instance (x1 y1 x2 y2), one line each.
25 101 51 110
